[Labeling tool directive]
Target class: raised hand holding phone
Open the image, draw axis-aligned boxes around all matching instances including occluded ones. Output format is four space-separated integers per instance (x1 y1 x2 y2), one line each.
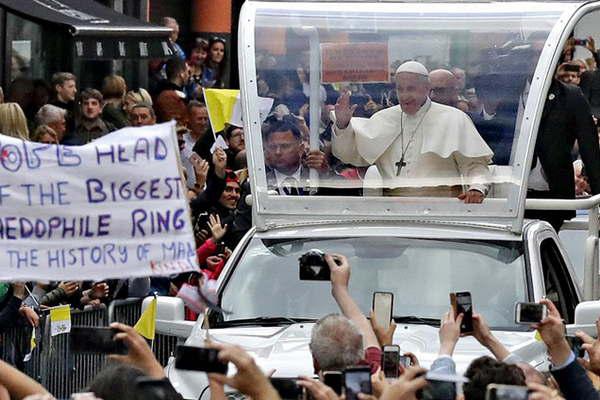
373 292 394 331
450 291 473 334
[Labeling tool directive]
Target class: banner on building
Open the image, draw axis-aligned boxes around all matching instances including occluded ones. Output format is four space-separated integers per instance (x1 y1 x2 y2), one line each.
0 122 198 281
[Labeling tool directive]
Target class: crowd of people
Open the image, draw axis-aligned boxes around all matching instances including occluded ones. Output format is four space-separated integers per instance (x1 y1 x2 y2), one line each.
1 255 600 400
2 12 600 400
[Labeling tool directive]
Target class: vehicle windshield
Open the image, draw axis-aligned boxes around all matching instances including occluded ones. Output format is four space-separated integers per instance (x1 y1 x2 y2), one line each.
220 236 527 330
243 2 571 222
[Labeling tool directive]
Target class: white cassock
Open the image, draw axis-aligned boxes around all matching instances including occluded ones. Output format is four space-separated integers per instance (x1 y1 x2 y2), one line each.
332 98 493 196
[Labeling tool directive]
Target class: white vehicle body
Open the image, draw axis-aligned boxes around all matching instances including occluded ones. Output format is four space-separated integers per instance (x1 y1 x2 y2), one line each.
161 1 600 398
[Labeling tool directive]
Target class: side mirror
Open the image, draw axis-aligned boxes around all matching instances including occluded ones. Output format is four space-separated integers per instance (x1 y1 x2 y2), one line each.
575 300 600 325
142 296 185 321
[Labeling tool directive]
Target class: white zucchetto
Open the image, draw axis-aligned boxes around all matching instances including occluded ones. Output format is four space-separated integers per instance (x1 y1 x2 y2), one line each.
395 61 429 76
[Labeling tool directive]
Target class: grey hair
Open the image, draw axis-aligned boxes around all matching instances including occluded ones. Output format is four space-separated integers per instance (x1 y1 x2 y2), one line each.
309 314 364 371
35 104 66 125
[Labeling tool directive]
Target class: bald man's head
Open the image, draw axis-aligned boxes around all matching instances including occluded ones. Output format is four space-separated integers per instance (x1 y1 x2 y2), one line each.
429 69 459 106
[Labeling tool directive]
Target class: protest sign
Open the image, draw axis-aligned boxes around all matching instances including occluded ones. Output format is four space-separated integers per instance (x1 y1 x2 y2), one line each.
0 122 199 281
321 42 389 83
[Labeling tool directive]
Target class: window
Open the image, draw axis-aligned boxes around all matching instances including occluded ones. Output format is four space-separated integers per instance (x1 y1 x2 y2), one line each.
539 238 578 323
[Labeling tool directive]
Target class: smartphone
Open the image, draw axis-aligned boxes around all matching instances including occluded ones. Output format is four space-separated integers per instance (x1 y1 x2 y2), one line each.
344 366 372 400
135 377 178 400
69 327 127 354
485 384 529 400
216 241 226 254
566 335 585 358
174 345 228 374
270 378 304 400
515 302 547 325
373 292 394 330
417 378 457 400
399 355 412 368
574 38 589 46
382 345 400 378
450 292 473 334
323 371 343 395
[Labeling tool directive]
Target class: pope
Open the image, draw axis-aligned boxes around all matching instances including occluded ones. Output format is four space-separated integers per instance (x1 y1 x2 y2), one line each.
332 61 493 203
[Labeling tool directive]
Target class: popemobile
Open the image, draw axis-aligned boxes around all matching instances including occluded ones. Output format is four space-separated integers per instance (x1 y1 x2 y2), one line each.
151 1 600 398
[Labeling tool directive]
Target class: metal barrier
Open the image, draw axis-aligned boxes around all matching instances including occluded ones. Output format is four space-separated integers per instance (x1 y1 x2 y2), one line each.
0 298 180 399
108 298 142 327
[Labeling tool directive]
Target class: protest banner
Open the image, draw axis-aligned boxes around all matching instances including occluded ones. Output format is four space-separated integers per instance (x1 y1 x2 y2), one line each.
0 122 199 281
321 42 389 83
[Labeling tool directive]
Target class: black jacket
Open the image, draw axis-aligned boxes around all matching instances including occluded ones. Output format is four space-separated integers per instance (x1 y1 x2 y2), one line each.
551 359 600 400
579 50 600 117
532 80 600 220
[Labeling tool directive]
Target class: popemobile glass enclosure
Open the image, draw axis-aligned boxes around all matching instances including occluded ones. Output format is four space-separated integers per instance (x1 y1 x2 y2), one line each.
238 1 592 231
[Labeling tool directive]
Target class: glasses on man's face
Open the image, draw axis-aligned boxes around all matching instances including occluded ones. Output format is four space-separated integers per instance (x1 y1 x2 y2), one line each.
266 142 297 152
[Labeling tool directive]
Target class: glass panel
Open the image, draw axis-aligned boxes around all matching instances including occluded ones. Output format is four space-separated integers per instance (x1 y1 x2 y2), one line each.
221 236 527 330
252 4 564 204
6 12 43 81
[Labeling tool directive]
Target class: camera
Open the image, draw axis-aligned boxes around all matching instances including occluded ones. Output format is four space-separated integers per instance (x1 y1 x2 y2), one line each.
298 249 330 281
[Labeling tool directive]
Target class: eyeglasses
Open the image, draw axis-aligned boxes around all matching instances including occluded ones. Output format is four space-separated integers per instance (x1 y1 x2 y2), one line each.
266 142 297 152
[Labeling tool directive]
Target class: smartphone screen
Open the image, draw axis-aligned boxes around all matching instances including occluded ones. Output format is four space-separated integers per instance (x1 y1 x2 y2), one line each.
382 345 400 378
344 367 372 400
418 379 456 400
399 355 412 368
515 302 547 324
373 292 394 330
174 345 228 374
485 384 529 400
135 377 177 400
323 371 343 395
451 292 473 334
566 336 585 358
69 327 127 354
270 378 304 399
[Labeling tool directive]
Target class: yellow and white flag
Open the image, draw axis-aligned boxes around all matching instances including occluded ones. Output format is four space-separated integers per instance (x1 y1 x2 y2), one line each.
49 304 71 336
134 296 157 340
203 88 274 134
23 327 36 362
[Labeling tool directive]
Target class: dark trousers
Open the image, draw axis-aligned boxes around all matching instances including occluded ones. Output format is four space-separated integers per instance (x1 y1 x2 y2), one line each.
525 190 569 232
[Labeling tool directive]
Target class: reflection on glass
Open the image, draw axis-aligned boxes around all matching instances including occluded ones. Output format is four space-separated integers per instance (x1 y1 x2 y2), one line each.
253 5 563 202
221 237 526 329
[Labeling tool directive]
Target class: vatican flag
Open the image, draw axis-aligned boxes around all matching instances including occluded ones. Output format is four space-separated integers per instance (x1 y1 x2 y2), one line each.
50 304 71 336
23 327 36 362
203 88 274 135
203 89 240 134
134 296 157 340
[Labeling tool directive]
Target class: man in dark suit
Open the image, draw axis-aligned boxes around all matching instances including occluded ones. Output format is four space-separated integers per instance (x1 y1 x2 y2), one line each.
264 119 329 195
525 79 600 231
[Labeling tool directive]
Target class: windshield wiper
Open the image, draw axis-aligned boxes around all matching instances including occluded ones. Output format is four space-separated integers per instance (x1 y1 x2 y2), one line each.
215 316 317 327
393 316 441 326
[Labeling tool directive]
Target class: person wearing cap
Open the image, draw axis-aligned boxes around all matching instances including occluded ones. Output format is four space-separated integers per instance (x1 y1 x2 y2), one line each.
332 60 493 203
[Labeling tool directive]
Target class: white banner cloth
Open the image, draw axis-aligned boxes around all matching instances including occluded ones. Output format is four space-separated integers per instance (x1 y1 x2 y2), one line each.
0 122 199 280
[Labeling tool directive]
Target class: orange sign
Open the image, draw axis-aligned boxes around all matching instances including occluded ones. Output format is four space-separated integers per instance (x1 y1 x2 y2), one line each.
321 42 389 83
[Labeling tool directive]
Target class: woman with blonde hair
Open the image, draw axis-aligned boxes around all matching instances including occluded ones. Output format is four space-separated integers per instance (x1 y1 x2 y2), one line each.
0 102 29 140
123 88 153 115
